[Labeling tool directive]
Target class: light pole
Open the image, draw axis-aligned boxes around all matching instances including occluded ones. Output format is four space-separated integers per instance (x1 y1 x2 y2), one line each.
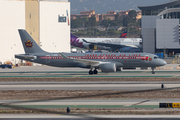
106 23 111 37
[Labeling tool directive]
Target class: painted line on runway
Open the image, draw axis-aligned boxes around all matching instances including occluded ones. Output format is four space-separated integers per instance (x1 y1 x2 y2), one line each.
0 75 180 78
0 105 159 109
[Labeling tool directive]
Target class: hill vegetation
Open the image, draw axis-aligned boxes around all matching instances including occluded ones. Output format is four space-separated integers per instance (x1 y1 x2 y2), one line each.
71 10 141 38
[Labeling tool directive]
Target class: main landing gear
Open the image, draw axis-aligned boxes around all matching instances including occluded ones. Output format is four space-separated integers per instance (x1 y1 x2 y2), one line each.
151 67 155 74
89 69 98 75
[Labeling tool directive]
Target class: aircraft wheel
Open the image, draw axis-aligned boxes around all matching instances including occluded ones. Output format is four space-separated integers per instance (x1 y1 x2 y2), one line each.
152 71 155 74
93 70 98 74
161 84 164 89
8 66 12 69
89 70 93 75
151 67 155 74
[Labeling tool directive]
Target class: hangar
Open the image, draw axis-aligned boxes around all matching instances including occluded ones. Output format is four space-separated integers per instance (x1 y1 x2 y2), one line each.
138 0 180 56
0 0 70 64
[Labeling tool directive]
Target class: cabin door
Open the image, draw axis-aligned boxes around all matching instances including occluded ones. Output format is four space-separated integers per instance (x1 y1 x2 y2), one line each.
46 55 50 63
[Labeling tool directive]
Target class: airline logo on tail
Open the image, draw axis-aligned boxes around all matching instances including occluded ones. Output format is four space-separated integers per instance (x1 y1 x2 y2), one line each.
25 40 33 49
71 33 83 48
120 31 127 38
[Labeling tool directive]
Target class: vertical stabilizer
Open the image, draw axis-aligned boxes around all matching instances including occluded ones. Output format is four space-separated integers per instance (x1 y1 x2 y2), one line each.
18 29 46 54
120 31 127 38
71 33 78 42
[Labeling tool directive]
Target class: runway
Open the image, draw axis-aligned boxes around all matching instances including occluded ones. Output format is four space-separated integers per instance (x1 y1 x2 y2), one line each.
0 99 179 107
1 114 180 120
0 66 180 117
0 82 178 91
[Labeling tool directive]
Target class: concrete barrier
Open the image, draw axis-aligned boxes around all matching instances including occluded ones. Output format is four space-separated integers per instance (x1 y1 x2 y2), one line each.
155 67 161 70
163 66 173 70
176 66 180 69
141 67 149 70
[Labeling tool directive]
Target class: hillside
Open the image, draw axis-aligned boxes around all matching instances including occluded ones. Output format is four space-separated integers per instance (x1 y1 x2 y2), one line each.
69 0 170 14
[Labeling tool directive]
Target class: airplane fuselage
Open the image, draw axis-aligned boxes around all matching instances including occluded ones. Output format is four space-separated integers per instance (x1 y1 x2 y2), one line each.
16 29 166 75
16 52 166 69
71 37 142 50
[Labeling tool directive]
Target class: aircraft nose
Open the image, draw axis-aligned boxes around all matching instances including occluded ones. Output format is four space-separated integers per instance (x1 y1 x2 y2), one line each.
160 59 167 66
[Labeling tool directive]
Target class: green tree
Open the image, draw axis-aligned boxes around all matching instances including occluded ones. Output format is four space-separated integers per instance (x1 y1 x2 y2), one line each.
122 16 132 27
71 18 81 28
86 16 96 27
138 18 141 27
100 18 111 27
103 15 107 20
115 13 123 26
110 20 118 27
81 17 88 27
128 10 137 22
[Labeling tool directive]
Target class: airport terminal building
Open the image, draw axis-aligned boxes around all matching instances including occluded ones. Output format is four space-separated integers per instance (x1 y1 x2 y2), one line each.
0 0 70 64
138 0 180 56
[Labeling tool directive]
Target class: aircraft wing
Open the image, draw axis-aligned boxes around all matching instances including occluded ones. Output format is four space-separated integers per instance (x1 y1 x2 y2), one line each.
60 53 109 67
82 39 138 48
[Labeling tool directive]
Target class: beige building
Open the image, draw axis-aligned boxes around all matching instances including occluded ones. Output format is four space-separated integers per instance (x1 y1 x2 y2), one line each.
136 11 142 20
71 10 141 22
80 10 95 15
0 0 70 64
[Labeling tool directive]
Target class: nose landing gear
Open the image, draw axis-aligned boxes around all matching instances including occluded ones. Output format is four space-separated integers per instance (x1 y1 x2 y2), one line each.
151 67 155 74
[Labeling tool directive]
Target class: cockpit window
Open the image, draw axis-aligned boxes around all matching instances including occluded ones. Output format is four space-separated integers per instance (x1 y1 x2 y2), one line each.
154 56 159 59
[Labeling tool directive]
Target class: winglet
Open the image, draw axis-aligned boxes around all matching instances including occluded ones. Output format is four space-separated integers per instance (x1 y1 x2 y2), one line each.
82 39 88 43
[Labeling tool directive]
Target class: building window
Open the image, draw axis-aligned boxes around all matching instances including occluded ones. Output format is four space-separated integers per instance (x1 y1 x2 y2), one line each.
177 13 180 19
152 10 158 15
144 10 151 15
58 15 66 22
179 24 180 44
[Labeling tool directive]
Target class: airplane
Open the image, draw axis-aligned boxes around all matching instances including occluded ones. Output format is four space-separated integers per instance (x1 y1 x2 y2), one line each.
71 32 142 52
15 29 167 75
119 31 127 38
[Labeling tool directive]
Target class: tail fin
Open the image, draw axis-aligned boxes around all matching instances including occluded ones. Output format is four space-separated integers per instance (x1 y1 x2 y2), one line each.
120 31 127 38
71 33 78 42
18 29 46 54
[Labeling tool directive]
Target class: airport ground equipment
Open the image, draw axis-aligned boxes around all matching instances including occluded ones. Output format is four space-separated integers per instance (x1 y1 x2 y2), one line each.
0 64 12 69
159 103 180 108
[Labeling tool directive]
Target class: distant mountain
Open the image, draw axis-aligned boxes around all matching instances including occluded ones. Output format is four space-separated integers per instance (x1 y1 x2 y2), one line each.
69 0 170 14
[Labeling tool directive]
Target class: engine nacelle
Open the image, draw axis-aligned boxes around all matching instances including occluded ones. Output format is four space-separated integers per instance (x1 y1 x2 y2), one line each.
100 63 116 73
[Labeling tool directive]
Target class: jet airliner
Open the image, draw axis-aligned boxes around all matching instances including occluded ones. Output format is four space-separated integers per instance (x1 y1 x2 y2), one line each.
71 32 142 52
15 29 166 75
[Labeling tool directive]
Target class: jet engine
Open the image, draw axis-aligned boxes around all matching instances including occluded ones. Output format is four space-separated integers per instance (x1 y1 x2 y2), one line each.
100 63 116 73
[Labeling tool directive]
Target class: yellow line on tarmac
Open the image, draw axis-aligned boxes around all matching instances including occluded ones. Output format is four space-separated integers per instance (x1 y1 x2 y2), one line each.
172 75 180 78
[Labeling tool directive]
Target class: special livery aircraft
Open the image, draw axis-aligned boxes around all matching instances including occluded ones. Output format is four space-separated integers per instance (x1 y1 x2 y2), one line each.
15 29 167 75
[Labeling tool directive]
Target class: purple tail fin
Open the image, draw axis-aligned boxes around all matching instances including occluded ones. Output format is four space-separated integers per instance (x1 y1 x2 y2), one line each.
71 33 78 40
70 33 84 48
